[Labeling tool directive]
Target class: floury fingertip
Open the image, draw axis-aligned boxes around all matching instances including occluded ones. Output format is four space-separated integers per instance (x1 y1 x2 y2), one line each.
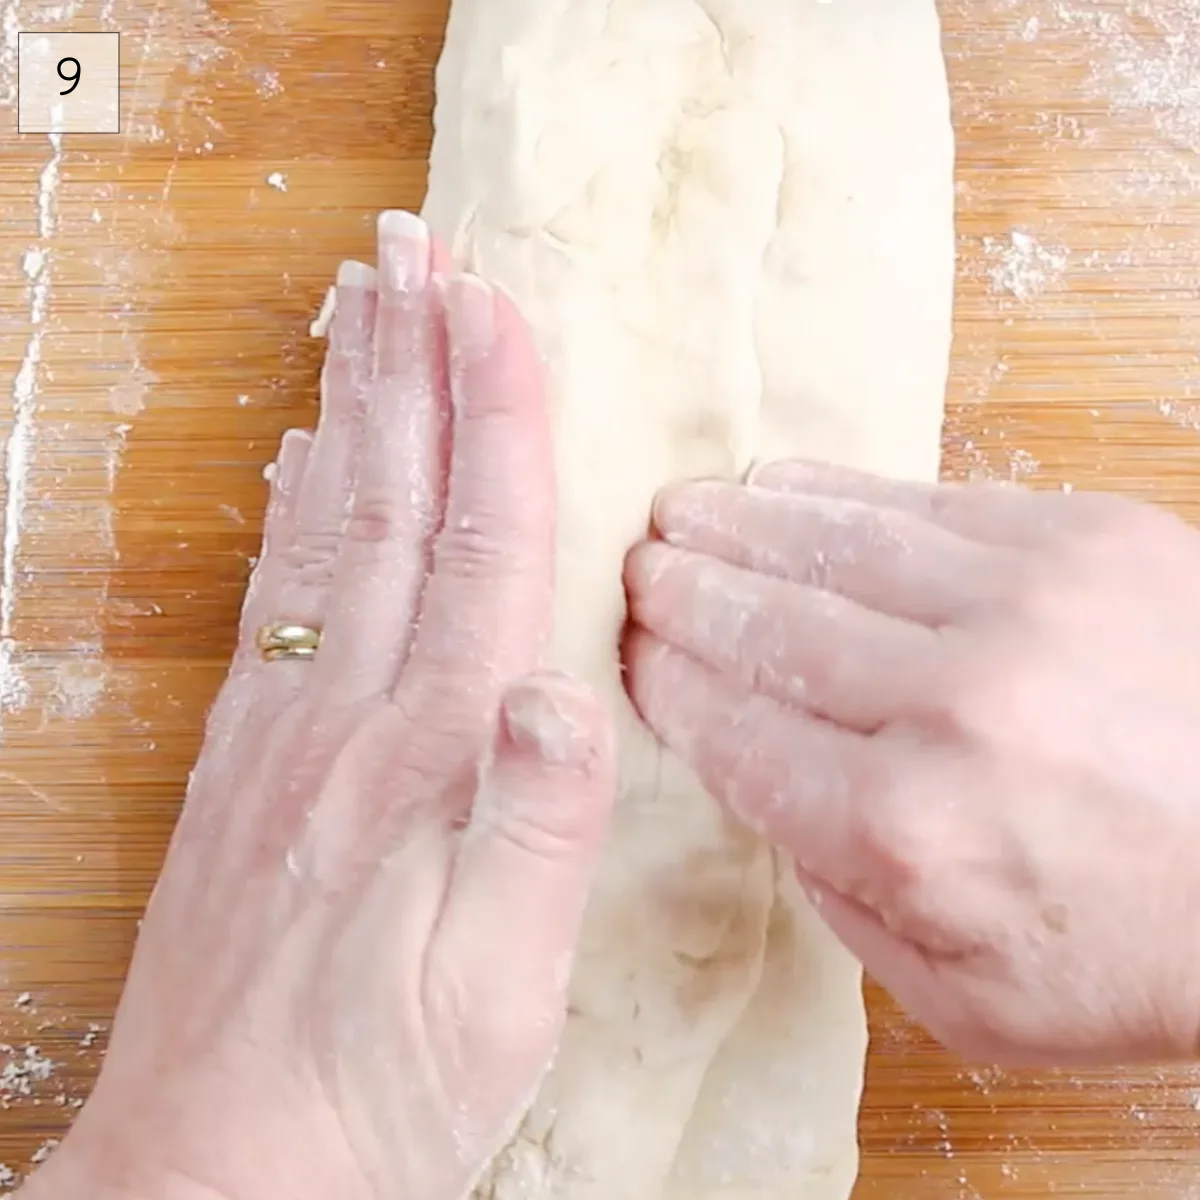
377 209 428 240
275 429 312 492
499 674 596 768
336 259 377 287
748 459 810 488
377 210 431 295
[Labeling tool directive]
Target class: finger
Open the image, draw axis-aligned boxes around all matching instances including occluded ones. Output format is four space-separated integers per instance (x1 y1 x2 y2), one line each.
373 209 450 376
624 541 936 732
395 275 555 733
652 480 1000 626
792 864 952 1042
790 864 1011 1063
435 673 616 1045
199 430 315 763
624 627 869 887
272 261 378 665
235 429 312 665
316 212 448 701
262 432 312 554
752 459 1064 546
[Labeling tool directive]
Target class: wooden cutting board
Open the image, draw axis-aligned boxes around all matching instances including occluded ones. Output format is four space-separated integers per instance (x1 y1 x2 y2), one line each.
1 0 1199 1194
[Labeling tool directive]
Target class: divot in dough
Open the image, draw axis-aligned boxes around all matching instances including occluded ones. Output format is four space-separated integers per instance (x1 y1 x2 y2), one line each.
421 2 955 1196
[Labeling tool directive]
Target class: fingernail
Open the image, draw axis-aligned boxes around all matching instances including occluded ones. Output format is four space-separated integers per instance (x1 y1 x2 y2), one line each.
331 266 374 354
499 673 594 768
624 540 680 593
438 274 495 362
377 210 430 296
749 459 806 489
309 284 338 339
337 259 376 287
652 481 719 541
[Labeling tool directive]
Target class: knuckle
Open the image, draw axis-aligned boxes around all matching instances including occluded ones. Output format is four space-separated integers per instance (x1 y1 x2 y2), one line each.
738 597 837 706
849 759 960 910
435 519 526 579
920 654 1006 743
744 649 787 699
842 808 958 949
280 526 343 585
1066 489 1138 533
478 791 589 864
710 693 781 789
1059 492 1166 563
394 696 490 767
982 551 1076 631
344 492 415 546
739 608 792 694
1006 572 1071 629
919 640 1047 751
784 636 842 707
854 794 930 894
1050 496 1187 605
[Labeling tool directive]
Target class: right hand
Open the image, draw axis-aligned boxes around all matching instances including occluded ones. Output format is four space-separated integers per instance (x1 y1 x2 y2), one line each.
623 459 1200 1067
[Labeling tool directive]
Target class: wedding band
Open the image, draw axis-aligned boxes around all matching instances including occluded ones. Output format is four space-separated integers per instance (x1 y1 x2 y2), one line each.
256 622 322 662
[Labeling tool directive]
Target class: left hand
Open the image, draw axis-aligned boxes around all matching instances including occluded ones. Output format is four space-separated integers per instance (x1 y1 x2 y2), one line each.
26 212 615 1200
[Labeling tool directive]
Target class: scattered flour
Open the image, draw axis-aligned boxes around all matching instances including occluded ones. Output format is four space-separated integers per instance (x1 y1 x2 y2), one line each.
266 171 289 192
0 3 18 107
1155 397 1200 432
50 659 109 719
28 1139 58 1166
37 140 61 239
20 249 45 280
983 229 1069 301
3 128 63 711
1057 0 1200 157
1007 447 1041 479
250 66 282 97
28 3 80 22
0 1045 55 1105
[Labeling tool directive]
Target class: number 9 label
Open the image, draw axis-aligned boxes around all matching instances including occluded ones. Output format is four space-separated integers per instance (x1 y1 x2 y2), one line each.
17 32 120 134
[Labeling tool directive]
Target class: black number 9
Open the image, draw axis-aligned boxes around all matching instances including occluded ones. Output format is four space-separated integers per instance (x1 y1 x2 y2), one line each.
57 56 81 96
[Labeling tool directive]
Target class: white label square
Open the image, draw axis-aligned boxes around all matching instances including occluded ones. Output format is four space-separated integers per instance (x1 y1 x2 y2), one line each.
17 32 120 135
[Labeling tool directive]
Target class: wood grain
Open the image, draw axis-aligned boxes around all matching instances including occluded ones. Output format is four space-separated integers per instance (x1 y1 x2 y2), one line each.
2 0 1200 1194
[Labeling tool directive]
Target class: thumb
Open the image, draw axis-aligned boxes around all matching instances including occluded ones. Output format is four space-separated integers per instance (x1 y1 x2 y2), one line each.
434 671 616 1036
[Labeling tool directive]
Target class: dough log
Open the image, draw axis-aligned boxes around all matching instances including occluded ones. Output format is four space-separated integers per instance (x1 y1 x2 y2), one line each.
421 2 955 1196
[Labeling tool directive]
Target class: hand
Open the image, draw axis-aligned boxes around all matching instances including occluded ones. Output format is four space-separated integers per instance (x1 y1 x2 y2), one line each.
623 459 1200 1067
29 212 615 1200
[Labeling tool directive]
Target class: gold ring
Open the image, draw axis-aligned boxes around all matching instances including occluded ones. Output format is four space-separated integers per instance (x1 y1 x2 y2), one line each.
256 622 322 662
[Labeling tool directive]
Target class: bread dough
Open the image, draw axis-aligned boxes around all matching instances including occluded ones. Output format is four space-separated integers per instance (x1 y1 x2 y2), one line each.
421 2 955 1196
